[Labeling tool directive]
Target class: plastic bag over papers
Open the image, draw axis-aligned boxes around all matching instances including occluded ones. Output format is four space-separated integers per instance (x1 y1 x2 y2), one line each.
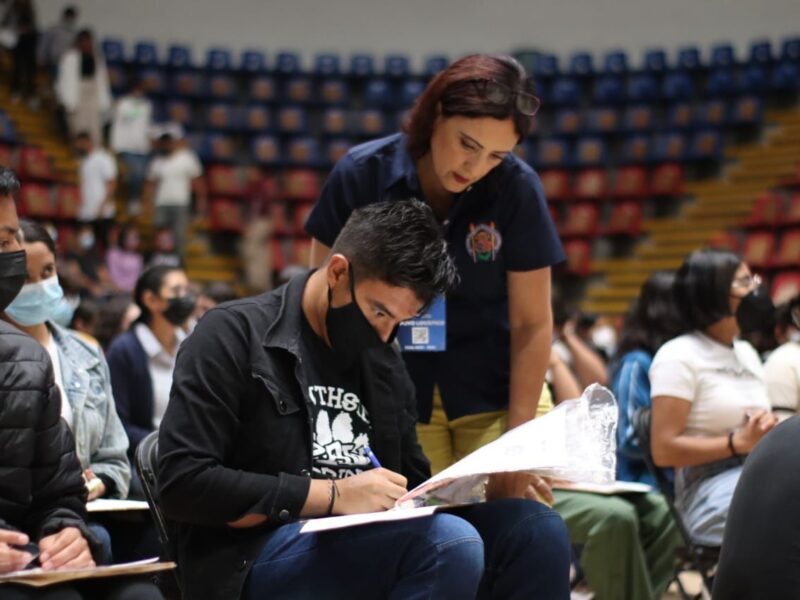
398 384 618 507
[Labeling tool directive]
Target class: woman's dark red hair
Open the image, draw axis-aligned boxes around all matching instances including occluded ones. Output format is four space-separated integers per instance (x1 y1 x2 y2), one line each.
403 54 537 159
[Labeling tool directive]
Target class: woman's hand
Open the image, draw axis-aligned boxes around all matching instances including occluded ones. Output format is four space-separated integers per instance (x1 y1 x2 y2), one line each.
486 472 554 505
732 410 779 454
83 469 106 501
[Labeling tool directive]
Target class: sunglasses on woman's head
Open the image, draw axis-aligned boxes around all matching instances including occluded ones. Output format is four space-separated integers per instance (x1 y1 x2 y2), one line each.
469 78 541 116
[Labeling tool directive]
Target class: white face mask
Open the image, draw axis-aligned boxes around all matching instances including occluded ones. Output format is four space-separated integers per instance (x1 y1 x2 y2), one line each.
789 330 800 344
592 325 617 356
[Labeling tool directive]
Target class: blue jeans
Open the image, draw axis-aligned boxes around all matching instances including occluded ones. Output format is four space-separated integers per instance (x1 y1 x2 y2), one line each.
118 152 150 202
242 499 571 600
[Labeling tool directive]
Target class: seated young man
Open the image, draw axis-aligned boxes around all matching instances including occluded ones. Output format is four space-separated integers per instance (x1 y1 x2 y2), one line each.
158 200 571 600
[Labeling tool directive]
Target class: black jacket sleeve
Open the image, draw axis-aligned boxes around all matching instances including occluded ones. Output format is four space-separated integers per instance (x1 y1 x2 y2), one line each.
158 307 310 526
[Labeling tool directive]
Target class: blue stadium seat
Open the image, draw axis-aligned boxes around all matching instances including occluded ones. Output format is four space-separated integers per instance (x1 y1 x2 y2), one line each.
586 107 620 135
401 80 425 108
739 65 769 95
569 52 594 76
574 137 606 168
170 71 203 97
603 50 628 75
623 105 655 133
653 132 688 162
357 109 387 137
206 103 241 131
771 61 800 91
729 96 763 127
285 77 314 103
689 130 722 161
102 38 125 64
107 65 127 94
252 135 281 165
385 55 411 78
748 40 773 65
424 55 449 77
553 109 582 137
287 137 321 166
537 139 570 169
241 50 267 73
139 68 166 95
322 108 349 136
243 105 272 132
676 46 703 70
314 54 341 76
705 70 737 97
666 102 693 130
248 76 278 102
549 77 581 107
643 49 668 73
593 76 625 104
163 100 193 127
363 79 392 108
206 48 232 71
207 74 236 99
167 45 192 69
277 107 309 134
780 37 800 62
325 138 351 165
693 100 727 128
0 112 18 143
710 44 736 68
534 54 559 79
350 54 375 77
320 79 350 105
662 72 695 101
275 51 302 75
133 41 159 66
620 135 652 164
627 74 660 103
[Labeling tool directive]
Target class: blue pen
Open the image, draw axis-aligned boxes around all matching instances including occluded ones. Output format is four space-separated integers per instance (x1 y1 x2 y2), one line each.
364 445 382 469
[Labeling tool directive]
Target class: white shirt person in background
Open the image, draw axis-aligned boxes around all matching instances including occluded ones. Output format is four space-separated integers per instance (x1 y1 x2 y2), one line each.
74 131 117 247
764 294 800 421
110 79 153 215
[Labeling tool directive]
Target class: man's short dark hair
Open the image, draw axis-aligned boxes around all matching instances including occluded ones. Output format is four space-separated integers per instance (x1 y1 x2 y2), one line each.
0 166 20 197
330 200 458 307
63 6 78 20
674 248 742 331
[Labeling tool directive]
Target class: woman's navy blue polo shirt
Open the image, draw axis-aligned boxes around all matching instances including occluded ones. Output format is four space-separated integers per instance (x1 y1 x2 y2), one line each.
306 133 564 422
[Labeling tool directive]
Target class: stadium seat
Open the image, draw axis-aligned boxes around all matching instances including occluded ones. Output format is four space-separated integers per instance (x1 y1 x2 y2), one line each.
170 71 203 97
275 51 302 75
56 185 80 219
324 139 351 165
320 79 350 105
593 76 625 105
666 102 693 130
549 77 581 107
0 114 17 145
539 170 571 202
534 54 559 79
560 203 600 238
741 231 775 268
643 49 668 73
771 272 800 302
384 55 411 78
277 107 309 134
537 139 570 169
167 45 192 69
363 79 393 108
744 192 782 227
623 105 655 133
705 70 737 97
286 137 320 167
574 137 606 168
729 96 763 127
774 230 800 268
19 183 55 218
710 44 736 68
164 100 192 126
283 169 321 201
133 41 158 66
708 231 741 252
620 135 652 165
206 48 232 71
18 147 56 181
207 164 245 196
293 204 315 235
627 74 660 103
241 50 267 73
206 103 240 131
285 77 314 103
739 65 769 95
243 105 272 132
314 53 341 76
694 100 727 128
771 62 800 92
676 46 703 70
569 52 594 76
350 54 375 77
424 55 449 77
563 239 592 276
612 166 648 199
400 80 425 108
781 194 800 226
252 135 282 166
207 74 236 99
602 50 628 75
553 109 582 137
197 134 236 162
210 199 244 232
586 107 620 135
107 66 127 93
102 38 125 64
139 68 166 94
0 143 14 167
270 239 287 273
748 40 773 65
291 237 313 264
357 109 387 137
650 163 684 196
662 72 695 101
605 201 642 236
780 37 800 62
322 108 349 136
573 168 609 200
248 76 278 102
689 130 722 161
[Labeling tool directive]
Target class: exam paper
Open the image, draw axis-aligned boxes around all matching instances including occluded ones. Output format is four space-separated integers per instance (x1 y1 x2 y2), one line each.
0 558 174 587
87 499 150 512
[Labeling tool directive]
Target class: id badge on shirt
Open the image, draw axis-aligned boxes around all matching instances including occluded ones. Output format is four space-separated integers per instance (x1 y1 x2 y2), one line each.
397 295 446 352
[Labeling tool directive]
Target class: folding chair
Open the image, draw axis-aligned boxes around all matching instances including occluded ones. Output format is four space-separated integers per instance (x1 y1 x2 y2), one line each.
135 430 181 597
632 408 719 600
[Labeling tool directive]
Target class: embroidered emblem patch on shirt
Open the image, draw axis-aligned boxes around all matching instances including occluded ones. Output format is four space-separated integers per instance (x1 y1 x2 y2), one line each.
466 222 502 262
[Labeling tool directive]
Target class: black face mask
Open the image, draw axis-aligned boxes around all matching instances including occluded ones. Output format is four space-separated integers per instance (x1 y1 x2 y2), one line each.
0 250 28 312
735 289 776 334
325 268 387 369
163 294 197 326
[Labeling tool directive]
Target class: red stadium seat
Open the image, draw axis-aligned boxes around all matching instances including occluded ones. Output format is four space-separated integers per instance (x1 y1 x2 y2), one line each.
560 204 599 238
293 203 314 235
207 165 244 197
743 192 782 227
291 238 312 266
781 194 800 225
771 272 800 303
19 183 55 217
283 169 320 202
539 170 571 202
612 166 647 200
563 239 592 276
773 229 800 268
650 163 684 197
18 147 56 181
56 185 80 219
708 231 741 252
210 198 244 232
604 202 642 236
573 169 609 201
741 231 775 268
0 144 14 169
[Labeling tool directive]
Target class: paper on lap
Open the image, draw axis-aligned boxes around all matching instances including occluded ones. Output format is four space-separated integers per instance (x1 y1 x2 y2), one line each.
86 498 150 512
0 558 175 588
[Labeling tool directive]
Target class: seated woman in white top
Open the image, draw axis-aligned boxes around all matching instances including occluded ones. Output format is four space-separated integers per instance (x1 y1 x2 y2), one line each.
650 248 778 546
764 295 800 421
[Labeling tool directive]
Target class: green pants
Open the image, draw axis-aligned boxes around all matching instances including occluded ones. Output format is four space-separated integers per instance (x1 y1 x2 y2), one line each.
554 490 681 600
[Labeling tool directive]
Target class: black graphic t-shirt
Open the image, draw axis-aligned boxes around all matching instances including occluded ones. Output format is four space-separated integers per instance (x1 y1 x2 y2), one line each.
300 313 373 479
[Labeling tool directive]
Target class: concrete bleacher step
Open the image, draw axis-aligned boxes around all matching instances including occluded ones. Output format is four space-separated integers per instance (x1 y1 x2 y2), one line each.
584 285 642 301
185 269 239 284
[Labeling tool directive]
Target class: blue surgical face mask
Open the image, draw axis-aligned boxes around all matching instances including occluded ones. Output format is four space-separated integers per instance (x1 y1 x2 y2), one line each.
50 294 80 328
5 275 65 326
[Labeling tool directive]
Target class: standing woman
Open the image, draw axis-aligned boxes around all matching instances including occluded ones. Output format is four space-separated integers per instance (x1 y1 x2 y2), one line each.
306 55 563 475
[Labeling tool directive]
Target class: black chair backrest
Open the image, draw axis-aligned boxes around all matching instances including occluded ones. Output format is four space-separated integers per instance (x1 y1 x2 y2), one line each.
135 431 175 563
